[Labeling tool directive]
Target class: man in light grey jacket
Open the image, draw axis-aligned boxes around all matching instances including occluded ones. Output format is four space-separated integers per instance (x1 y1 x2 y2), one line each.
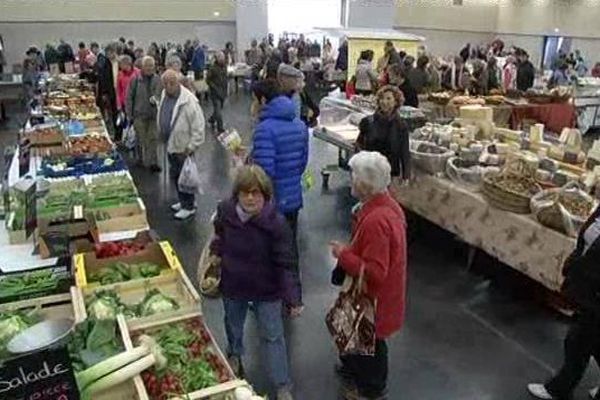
158 69 205 220
126 56 162 172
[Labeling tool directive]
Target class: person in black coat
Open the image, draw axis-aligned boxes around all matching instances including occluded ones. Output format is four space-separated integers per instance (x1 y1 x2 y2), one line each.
388 64 418 108
57 39 75 73
528 205 600 400
516 50 535 92
95 42 119 139
356 85 410 182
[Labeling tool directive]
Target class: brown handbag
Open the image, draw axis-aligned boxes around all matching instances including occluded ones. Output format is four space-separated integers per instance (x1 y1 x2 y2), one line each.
325 266 377 356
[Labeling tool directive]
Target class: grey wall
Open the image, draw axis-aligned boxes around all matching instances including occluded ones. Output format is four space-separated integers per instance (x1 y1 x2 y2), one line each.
348 0 396 29
0 21 235 69
236 0 269 62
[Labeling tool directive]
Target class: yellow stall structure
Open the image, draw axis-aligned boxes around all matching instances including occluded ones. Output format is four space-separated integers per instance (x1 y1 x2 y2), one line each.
318 28 425 81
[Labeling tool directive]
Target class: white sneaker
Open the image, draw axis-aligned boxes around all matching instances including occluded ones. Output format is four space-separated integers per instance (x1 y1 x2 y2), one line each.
171 202 182 212
174 208 196 220
590 387 599 399
527 383 554 399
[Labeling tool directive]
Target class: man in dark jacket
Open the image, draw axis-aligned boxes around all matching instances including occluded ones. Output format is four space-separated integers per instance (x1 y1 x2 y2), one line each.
335 40 348 72
516 51 535 92
44 44 60 69
389 64 418 108
95 42 119 138
528 206 600 400
57 39 75 73
190 41 206 80
207 51 228 134
251 79 309 315
126 56 162 172
385 40 401 66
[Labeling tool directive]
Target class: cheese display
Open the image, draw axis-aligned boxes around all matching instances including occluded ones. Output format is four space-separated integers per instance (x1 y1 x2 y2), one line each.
459 105 494 122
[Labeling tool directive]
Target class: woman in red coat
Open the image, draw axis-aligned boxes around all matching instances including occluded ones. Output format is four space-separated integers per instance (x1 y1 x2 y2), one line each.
330 151 408 400
116 55 140 114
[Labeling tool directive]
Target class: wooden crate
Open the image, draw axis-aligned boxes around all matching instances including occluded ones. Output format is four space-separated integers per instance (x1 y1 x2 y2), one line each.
93 382 139 400
74 241 181 288
0 287 85 323
75 267 201 323
92 198 149 234
117 312 252 400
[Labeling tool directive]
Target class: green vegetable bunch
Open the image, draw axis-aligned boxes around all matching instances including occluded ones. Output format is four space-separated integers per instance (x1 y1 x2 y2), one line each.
68 319 123 372
0 269 61 301
85 289 179 321
88 262 161 285
86 290 137 320
0 309 39 359
138 289 180 317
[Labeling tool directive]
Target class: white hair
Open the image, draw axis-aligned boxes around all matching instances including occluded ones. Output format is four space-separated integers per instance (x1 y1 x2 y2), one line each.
165 54 182 69
348 151 392 194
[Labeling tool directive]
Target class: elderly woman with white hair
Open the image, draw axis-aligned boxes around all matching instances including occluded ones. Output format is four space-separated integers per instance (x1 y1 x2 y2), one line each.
166 54 195 93
330 151 408 400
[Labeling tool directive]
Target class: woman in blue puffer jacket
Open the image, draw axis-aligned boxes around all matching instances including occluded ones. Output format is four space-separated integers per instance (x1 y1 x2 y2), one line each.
251 78 309 316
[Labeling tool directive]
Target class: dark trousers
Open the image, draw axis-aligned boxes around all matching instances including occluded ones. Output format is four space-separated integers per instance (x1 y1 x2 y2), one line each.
209 96 224 133
168 153 195 211
340 340 388 398
284 211 302 306
546 312 600 400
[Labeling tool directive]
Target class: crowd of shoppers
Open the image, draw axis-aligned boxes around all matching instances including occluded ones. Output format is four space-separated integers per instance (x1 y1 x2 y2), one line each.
15 34 445 400
345 39 598 105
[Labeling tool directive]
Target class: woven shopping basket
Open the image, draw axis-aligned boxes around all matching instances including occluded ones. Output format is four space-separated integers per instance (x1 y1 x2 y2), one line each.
196 212 221 298
482 158 542 214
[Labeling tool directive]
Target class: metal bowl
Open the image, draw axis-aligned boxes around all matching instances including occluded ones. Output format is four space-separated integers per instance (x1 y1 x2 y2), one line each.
7 318 75 354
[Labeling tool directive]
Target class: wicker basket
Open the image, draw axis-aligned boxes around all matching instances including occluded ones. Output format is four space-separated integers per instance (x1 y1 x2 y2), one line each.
196 213 221 298
482 159 542 214
410 141 455 175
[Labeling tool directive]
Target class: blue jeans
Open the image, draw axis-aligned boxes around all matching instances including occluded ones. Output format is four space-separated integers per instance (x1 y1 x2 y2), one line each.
223 298 291 388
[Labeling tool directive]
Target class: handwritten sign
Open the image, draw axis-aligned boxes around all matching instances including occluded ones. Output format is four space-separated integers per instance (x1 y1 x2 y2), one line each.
0 347 79 400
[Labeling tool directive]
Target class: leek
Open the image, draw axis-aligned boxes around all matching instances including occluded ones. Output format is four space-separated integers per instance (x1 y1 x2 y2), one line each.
80 354 156 399
76 344 149 391
76 334 165 393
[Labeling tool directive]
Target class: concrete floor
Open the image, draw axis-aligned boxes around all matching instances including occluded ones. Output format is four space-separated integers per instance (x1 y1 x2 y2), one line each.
2 93 600 399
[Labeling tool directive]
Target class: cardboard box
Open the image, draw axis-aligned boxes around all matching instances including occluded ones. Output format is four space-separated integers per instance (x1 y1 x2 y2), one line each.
74 241 181 288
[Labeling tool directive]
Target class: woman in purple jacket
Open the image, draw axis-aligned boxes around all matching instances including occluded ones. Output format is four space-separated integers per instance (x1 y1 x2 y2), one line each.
211 165 295 400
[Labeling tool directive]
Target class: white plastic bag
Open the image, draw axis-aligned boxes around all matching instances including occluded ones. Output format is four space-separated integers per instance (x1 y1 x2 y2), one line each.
124 124 136 150
178 156 202 194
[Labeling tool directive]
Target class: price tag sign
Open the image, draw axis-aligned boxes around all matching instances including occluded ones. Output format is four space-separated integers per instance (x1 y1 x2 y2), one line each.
0 347 80 400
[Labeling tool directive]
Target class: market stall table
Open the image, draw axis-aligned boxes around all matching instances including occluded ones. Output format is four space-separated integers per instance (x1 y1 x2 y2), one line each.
421 101 513 127
392 173 576 292
510 102 576 134
422 99 577 134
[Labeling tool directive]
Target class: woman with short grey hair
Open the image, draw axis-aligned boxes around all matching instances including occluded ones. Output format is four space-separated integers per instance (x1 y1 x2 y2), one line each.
165 54 195 93
329 151 408 400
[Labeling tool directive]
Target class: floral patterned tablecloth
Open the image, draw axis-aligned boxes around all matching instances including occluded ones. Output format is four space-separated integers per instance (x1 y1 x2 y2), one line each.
392 174 577 292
